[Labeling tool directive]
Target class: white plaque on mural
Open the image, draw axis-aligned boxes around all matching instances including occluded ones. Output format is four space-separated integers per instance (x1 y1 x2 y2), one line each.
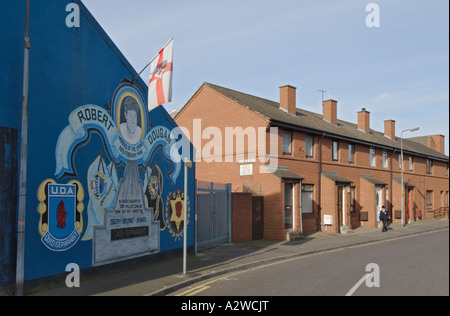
93 161 160 266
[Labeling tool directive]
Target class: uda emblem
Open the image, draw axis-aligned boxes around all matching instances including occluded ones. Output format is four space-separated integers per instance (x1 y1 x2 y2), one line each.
165 189 189 241
37 179 85 251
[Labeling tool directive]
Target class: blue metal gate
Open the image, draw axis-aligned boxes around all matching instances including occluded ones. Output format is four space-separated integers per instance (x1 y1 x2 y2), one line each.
195 181 231 252
0 127 18 295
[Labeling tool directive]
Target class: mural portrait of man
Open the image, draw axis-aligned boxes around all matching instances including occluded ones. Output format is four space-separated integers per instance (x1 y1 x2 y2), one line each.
120 96 142 145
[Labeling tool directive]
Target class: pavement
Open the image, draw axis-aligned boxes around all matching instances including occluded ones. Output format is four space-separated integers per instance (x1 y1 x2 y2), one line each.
27 218 449 296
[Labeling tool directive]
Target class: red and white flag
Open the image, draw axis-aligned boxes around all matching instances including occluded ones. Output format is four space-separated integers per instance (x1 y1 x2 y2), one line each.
148 39 173 111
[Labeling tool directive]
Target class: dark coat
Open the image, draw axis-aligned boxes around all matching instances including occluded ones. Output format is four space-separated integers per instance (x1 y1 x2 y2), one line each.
379 210 390 222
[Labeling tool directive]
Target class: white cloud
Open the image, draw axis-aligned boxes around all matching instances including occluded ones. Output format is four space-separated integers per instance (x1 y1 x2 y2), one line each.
373 92 395 106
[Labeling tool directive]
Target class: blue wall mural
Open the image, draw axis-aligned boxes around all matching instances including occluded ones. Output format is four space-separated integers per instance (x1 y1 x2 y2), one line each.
0 0 194 282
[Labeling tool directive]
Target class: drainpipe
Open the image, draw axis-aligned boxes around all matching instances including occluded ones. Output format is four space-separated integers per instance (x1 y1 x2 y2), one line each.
16 0 30 296
299 180 303 235
390 151 394 220
317 132 325 231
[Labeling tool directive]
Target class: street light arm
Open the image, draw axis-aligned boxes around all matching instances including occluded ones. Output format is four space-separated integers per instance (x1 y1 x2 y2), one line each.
401 127 420 134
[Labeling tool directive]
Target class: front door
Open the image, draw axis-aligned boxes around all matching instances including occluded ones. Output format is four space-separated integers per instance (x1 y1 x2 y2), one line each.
285 183 293 230
376 186 383 224
253 196 264 240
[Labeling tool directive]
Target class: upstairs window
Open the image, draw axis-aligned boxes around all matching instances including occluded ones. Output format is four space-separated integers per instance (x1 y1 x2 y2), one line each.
332 140 339 161
348 143 355 163
305 135 314 158
283 131 292 155
426 159 433 174
370 148 376 167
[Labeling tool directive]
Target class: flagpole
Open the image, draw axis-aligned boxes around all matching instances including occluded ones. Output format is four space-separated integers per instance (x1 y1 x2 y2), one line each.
131 37 173 84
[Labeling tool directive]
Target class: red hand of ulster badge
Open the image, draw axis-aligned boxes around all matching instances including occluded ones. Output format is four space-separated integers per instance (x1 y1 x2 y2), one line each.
57 200 67 229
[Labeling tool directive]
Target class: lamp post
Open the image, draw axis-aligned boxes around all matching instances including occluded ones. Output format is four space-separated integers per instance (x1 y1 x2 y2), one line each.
400 127 420 227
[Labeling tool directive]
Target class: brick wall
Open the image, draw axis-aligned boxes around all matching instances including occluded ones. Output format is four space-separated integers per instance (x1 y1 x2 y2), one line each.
176 83 449 239
320 176 338 233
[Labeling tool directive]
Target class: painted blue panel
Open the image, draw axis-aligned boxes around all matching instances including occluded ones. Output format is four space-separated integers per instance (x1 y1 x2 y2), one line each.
0 0 25 130
0 127 18 286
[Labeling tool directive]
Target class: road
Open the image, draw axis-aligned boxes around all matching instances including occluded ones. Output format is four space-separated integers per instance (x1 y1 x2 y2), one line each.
172 229 449 296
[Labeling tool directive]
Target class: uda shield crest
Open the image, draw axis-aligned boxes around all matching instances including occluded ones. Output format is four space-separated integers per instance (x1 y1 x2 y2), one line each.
37 180 85 251
165 189 189 241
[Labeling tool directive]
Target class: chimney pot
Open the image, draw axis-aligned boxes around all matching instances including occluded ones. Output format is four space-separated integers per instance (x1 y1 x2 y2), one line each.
358 108 371 133
384 119 396 140
428 135 445 154
323 99 338 125
280 84 297 115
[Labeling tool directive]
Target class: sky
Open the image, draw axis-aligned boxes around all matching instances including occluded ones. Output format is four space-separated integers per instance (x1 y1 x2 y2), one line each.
81 0 449 155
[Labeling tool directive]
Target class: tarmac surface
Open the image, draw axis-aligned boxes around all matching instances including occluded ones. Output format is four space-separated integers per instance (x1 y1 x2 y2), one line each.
27 218 449 296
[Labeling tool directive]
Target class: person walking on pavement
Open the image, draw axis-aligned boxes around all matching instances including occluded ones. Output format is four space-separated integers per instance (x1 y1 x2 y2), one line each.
379 206 390 232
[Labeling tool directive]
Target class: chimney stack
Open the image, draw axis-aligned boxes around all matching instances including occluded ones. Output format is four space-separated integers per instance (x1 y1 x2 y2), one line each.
384 120 396 140
358 108 371 134
428 135 445 154
323 99 338 125
280 84 297 115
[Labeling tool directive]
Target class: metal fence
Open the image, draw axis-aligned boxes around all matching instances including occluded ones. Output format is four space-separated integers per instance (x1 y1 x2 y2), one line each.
195 181 231 253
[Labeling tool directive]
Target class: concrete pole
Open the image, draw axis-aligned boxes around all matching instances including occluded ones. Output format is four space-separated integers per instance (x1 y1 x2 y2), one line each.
16 0 30 296
183 159 192 275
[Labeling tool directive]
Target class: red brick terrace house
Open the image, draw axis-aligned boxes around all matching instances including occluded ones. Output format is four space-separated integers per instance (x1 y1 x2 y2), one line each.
175 83 449 240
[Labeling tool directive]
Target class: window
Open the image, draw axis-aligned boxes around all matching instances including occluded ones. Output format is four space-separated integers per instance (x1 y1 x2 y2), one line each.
382 151 388 168
370 148 376 167
332 140 339 161
301 185 314 214
350 187 356 212
348 143 355 163
426 191 433 209
305 135 314 158
409 157 413 171
426 159 433 174
283 131 292 155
